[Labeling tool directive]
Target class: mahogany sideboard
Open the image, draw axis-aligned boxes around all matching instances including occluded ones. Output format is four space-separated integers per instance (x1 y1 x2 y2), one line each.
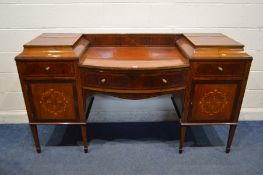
15 33 252 153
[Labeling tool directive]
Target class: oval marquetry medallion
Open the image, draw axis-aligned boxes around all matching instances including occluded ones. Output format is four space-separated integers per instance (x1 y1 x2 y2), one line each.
199 89 228 115
39 89 69 115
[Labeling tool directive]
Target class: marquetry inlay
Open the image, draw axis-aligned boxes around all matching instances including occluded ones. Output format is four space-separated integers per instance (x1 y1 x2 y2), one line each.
39 89 69 115
199 89 228 115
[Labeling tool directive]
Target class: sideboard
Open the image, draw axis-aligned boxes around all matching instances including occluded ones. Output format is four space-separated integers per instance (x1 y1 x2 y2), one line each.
15 33 252 153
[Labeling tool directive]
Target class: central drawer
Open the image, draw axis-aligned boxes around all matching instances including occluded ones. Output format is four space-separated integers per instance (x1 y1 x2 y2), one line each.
80 69 187 90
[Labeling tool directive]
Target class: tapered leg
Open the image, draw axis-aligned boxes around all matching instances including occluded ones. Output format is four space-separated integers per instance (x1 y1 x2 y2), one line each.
226 125 237 153
171 95 181 119
30 124 41 153
179 125 187 154
81 125 88 153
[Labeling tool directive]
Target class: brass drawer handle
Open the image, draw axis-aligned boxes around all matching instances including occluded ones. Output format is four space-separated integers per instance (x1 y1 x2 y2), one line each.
101 78 106 83
217 66 223 71
162 78 168 83
45 66 50 71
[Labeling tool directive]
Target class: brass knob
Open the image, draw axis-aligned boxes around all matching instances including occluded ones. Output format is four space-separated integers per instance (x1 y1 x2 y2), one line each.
217 66 223 71
45 66 50 71
101 78 106 83
162 78 167 83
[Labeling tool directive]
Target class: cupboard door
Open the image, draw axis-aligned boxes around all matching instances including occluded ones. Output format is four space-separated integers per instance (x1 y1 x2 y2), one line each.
27 80 79 122
189 82 240 122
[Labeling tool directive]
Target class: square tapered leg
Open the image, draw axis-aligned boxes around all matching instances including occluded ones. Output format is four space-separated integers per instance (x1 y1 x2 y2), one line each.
81 125 88 153
179 125 187 154
30 124 41 153
226 125 237 153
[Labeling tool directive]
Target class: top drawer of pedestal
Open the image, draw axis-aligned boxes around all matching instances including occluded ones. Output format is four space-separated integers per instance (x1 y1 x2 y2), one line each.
19 61 75 77
191 61 246 78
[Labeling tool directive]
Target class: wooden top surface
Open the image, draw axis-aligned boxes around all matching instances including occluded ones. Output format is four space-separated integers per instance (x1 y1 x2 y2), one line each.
16 33 251 62
80 46 189 69
24 33 82 47
184 33 244 47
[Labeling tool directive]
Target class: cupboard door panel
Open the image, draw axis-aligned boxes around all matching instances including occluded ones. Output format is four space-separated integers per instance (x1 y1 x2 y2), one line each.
189 82 239 122
27 80 79 122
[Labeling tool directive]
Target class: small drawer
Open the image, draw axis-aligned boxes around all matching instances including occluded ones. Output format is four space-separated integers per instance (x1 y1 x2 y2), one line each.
81 69 187 90
20 62 75 77
192 62 245 77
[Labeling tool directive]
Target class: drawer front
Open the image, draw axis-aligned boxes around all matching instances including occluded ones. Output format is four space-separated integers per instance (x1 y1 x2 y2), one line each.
81 69 187 90
192 62 245 77
20 62 75 77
